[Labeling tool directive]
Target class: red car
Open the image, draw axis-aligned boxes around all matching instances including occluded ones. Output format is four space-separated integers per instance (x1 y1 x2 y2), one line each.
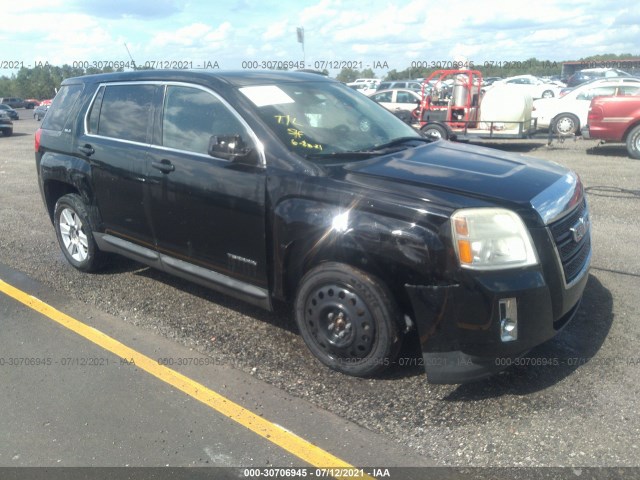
582 94 640 159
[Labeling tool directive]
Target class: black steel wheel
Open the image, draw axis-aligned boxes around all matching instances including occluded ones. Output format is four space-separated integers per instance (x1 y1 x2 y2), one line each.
54 193 106 272
294 263 401 377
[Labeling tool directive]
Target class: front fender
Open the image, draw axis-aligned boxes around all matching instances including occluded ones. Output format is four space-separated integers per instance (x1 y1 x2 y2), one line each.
271 197 447 301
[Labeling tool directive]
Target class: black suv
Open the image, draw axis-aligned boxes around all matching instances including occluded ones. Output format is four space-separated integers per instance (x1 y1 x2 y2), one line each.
0 97 28 109
35 70 591 383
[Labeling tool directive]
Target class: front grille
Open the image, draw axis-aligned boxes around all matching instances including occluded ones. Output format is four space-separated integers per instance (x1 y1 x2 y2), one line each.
548 198 591 285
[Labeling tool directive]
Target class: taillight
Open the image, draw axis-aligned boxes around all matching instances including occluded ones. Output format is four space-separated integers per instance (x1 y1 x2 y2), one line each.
35 128 41 151
588 106 603 122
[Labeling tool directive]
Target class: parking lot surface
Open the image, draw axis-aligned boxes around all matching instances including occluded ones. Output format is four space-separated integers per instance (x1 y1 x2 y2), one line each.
1 113 639 468
0 263 427 473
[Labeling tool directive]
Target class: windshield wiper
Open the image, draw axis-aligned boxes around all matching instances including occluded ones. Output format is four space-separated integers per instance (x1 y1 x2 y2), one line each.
304 137 429 161
366 136 431 151
304 151 380 161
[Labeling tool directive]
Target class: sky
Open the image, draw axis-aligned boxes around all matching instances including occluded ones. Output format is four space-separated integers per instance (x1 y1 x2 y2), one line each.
2 0 639 78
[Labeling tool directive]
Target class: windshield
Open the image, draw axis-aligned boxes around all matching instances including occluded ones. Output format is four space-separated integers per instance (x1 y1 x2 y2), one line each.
239 81 421 158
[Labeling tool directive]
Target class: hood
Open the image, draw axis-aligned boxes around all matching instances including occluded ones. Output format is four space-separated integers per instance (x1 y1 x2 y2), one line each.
342 140 575 221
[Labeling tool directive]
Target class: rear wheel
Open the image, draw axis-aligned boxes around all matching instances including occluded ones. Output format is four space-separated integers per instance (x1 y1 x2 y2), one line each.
626 125 640 160
54 194 106 272
294 263 402 377
553 113 579 135
2 129 12 136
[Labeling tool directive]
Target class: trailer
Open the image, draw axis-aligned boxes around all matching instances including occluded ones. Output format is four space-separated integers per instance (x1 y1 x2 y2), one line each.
417 69 537 141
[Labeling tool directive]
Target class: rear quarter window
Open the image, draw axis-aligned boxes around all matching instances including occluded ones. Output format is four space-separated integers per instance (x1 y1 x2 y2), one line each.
41 84 84 131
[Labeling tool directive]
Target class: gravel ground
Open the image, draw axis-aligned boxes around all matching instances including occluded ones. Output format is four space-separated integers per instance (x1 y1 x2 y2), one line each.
1 114 639 467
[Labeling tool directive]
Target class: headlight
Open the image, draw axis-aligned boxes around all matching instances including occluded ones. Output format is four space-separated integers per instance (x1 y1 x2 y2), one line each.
451 208 538 270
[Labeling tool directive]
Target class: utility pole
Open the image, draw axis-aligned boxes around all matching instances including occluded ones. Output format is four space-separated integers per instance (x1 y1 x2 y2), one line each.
297 27 305 65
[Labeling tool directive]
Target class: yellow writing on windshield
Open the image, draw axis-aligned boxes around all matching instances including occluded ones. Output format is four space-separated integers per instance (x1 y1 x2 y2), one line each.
274 115 301 126
291 139 323 150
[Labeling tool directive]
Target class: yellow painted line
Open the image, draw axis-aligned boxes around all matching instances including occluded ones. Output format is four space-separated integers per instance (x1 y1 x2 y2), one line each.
0 278 374 480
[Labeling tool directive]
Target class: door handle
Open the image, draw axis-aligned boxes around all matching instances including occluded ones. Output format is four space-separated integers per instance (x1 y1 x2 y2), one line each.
151 159 175 174
78 144 95 156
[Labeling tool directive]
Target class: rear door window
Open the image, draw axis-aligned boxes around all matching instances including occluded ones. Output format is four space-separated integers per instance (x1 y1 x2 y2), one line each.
41 84 84 131
88 84 155 143
396 91 417 104
371 91 392 103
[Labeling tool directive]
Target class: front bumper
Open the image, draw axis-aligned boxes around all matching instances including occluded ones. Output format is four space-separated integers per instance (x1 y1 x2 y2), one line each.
406 273 586 383
406 204 592 384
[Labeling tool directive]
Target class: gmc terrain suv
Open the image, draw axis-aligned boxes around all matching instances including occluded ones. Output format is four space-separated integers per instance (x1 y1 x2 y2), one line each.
35 70 592 383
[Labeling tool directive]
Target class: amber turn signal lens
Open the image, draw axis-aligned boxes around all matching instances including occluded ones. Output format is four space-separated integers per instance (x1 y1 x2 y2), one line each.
457 240 473 264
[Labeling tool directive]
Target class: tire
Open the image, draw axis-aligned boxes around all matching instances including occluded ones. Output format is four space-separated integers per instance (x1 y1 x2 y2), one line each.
421 123 449 140
54 193 106 272
553 113 579 135
294 262 402 377
2 129 12 136
626 124 640 160
541 90 554 99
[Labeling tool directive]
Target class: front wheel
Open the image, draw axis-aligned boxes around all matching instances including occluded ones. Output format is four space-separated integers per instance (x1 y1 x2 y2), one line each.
541 90 555 99
626 124 640 159
54 194 106 272
294 263 402 377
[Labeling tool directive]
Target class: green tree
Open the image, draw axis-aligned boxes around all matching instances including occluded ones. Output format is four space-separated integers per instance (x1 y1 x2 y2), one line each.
360 68 376 79
336 68 360 83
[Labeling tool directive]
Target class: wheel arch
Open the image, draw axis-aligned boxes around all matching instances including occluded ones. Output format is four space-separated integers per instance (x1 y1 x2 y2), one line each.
272 198 447 323
622 119 640 143
42 180 80 222
39 153 95 224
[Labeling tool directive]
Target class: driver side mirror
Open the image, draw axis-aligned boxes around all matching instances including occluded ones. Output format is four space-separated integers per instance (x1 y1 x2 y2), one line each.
208 135 258 165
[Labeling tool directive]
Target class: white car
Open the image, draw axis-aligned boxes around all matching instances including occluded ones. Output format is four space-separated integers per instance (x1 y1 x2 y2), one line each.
348 83 377 95
347 78 380 92
489 75 561 99
368 88 421 120
351 78 380 86
533 78 640 135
